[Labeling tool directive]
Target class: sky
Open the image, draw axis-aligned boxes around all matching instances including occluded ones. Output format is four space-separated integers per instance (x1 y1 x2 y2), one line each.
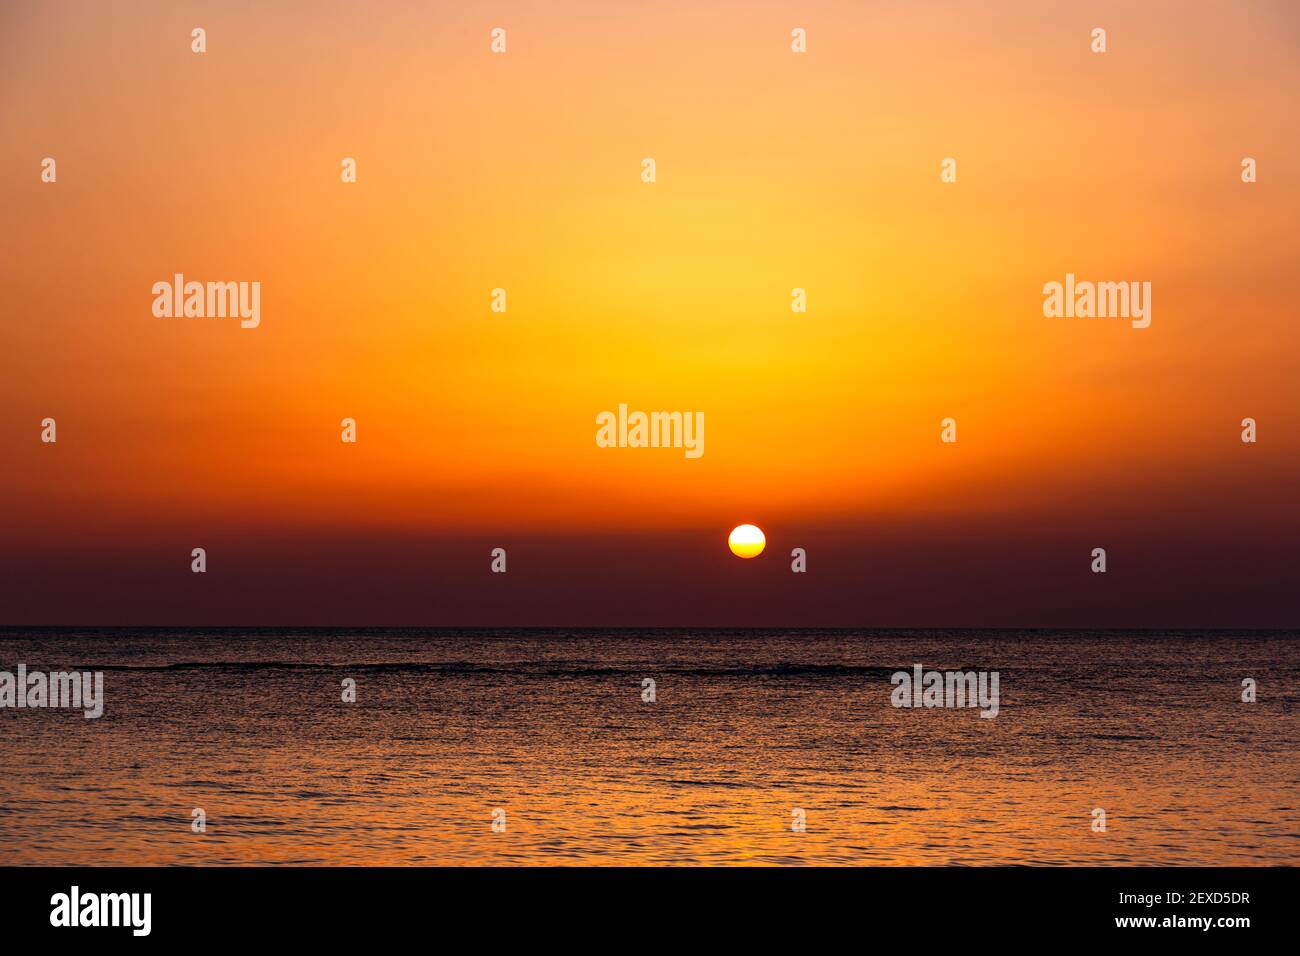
2 0 1298 626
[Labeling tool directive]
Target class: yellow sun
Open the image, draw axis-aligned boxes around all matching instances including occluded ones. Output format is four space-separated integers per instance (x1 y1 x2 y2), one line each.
728 524 766 559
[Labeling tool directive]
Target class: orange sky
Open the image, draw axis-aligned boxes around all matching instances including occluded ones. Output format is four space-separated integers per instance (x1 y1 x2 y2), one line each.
2 1 1298 624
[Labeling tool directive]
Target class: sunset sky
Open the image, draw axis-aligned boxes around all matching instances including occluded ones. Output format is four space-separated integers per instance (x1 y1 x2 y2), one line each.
2 0 1298 625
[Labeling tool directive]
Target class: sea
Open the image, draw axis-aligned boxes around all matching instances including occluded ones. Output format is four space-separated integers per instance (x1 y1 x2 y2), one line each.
1 628 1296 865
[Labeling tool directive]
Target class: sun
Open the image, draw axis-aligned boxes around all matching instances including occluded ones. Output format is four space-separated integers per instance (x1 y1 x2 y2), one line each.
728 524 766 559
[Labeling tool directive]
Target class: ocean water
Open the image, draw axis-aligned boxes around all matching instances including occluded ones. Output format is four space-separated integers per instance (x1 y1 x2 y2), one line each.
0 628 1296 866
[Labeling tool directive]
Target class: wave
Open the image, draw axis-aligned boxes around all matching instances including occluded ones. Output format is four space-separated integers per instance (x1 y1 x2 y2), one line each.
73 660 908 678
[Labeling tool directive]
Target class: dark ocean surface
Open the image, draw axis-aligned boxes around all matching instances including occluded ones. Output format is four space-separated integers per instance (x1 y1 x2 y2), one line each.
0 628 1296 865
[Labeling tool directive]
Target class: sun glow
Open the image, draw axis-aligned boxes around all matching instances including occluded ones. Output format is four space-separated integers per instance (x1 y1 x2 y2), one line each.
728 524 766 559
